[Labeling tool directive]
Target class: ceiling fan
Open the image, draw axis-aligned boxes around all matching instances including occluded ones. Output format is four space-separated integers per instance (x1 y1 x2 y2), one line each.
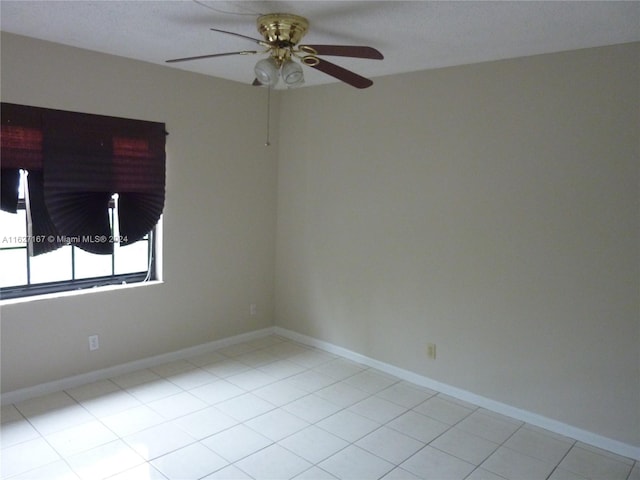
166 13 384 89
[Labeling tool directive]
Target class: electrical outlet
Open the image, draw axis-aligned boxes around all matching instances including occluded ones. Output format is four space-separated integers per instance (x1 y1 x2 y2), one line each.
250 304 257 316
426 343 436 360
88 335 99 351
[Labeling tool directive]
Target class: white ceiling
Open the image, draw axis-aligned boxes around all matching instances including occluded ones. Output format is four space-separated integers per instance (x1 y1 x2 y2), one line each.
1 1 639 89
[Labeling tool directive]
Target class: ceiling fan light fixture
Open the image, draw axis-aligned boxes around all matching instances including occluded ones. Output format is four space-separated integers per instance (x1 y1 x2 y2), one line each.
254 57 279 87
281 59 304 86
166 12 383 89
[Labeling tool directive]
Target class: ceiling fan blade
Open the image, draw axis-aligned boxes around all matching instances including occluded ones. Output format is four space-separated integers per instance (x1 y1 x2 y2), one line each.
309 58 374 89
301 45 383 60
210 28 270 46
166 51 257 63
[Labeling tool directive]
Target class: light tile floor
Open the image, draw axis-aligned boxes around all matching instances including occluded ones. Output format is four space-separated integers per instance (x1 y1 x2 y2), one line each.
1 335 638 480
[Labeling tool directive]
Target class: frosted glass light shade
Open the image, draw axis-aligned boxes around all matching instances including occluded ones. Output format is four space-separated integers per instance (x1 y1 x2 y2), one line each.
282 59 304 86
254 58 279 87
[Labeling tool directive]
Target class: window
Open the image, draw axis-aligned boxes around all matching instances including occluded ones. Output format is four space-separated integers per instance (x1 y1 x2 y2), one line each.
0 103 166 300
0 171 156 299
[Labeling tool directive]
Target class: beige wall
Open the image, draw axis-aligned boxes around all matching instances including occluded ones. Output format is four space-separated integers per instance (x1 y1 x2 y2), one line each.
275 43 640 446
0 33 278 392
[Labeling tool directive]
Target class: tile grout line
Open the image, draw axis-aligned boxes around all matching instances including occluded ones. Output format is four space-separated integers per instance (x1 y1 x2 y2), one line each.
545 438 580 480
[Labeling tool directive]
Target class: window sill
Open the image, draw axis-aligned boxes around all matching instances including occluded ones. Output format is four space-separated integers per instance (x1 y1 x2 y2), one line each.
0 280 163 305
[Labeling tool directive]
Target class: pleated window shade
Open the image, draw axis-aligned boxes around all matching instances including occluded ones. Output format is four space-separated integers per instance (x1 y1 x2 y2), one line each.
1 102 166 255
1 104 43 214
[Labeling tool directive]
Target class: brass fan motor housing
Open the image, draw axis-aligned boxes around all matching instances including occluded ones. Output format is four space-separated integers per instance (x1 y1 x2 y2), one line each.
257 13 309 47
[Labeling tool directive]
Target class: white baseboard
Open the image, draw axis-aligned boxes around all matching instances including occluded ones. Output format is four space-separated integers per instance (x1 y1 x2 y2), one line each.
3 324 638 461
273 326 640 461
0 327 275 406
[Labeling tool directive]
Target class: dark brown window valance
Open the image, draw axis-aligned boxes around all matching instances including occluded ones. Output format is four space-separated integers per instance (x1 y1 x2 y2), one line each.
1 102 167 255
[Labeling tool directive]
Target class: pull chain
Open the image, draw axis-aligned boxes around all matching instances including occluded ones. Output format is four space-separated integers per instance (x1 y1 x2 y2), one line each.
265 85 271 147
